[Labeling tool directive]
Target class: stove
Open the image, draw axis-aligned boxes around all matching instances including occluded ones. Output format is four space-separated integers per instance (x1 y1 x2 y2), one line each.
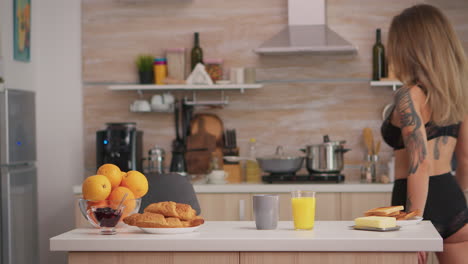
262 172 345 184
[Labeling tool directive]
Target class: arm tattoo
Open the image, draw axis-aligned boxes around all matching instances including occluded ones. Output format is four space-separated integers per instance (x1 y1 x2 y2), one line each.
406 196 413 213
395 88 427 174
433 136 448 160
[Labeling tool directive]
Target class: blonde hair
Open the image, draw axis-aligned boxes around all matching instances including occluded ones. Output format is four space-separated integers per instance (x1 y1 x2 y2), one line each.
388 4 468 126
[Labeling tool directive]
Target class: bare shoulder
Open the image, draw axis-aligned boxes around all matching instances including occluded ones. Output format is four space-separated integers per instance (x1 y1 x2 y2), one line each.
394 85 426 108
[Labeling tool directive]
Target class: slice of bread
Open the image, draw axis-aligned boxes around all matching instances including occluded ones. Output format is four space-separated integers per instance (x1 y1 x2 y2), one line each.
397 209 421 220
364 205 404 216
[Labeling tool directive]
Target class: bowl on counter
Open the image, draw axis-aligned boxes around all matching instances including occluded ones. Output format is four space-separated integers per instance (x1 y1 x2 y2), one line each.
78 198 141 233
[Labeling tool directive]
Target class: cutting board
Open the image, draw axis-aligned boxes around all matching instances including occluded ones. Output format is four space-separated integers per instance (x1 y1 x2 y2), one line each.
186 118 217 174
190 114 224 148
190 113 224 169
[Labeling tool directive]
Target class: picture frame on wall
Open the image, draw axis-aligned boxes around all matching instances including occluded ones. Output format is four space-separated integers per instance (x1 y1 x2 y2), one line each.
14 0 31 62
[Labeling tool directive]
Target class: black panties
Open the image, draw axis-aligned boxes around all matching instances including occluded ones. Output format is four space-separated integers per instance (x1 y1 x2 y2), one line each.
392 172 468 239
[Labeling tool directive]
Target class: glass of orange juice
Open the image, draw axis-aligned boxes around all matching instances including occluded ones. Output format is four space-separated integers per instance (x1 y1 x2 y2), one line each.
291 190 316 230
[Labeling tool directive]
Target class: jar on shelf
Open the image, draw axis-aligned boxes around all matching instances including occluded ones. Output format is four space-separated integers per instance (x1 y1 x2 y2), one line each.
154 58 167 85
166 48 186 81
204 59 223 82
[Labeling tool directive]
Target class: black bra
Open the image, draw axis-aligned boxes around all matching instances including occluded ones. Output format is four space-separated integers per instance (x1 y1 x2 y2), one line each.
381 106 460 150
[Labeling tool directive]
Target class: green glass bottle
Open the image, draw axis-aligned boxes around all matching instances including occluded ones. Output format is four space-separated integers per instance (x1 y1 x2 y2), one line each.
372 29 386 80
191 32 203 71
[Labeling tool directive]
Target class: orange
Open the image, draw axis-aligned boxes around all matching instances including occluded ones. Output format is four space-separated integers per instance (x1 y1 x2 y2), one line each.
97 164 122 189
82 175 112 200
121 170 148 198
107 186 136 218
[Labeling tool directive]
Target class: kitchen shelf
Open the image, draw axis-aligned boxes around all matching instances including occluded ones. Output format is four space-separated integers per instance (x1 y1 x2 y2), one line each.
370 80 402 91
109 83 263 108
108 84 263 94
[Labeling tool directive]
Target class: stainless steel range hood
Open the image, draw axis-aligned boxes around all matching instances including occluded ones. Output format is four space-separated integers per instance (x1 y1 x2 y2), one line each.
254 0 357 55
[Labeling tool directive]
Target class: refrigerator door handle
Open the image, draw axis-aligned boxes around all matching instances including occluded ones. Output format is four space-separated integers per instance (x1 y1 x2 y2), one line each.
1 167 11 264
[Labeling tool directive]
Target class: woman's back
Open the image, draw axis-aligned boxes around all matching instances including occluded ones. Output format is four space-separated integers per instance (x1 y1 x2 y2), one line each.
382 85 459 179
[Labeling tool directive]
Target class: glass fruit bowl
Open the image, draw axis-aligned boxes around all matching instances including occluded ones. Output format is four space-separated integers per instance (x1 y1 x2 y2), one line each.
78 198 141 235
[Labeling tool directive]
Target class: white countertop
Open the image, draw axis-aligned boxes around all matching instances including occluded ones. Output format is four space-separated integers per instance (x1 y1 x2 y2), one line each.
50 221 442 252
73 182 393 195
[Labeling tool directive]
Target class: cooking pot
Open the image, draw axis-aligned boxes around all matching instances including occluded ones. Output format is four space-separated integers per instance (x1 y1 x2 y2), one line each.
257 146 304 174
302 135 350 173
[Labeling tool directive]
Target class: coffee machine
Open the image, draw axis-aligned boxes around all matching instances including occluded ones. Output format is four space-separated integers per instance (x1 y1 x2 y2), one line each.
96 122 143 171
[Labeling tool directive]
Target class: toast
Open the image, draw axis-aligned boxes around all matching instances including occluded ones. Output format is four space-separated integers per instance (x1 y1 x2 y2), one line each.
395 209 421 220
364 205 404 216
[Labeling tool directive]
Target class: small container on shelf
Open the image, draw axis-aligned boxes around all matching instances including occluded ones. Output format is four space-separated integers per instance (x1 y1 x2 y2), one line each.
166 48 186 81
154 58 168 85
204 59 223 82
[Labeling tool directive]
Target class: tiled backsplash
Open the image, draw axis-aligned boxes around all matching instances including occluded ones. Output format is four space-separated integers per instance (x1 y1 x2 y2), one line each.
82 0 468 181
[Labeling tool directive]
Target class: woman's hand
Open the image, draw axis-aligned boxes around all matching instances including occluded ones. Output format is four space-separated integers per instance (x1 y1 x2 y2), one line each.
395 86 430 214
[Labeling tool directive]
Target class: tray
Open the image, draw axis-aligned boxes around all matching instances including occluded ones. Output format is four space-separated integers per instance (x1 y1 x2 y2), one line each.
351 225 401 232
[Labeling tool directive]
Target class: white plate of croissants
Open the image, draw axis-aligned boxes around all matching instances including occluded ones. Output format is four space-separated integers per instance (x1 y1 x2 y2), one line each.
123 201 205 234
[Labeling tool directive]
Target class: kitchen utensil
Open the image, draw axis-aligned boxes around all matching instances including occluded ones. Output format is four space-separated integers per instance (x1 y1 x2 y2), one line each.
223 129 239 156
361 154 377 183
257 146 304 174
363 128 374 155
170 100 187 175
191 114 224 146
117 193 129 211
253 194 279 230
144 147 165 174
186 117 217 174
181 101 194 145
374 140 381 155
303 135 350 173
190 113 224 168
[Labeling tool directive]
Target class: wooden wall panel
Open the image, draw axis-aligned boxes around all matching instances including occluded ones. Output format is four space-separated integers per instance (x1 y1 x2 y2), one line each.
81 0 468 182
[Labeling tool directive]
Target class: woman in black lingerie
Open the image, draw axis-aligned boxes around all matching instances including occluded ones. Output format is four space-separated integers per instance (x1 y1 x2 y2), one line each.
381 4 468 264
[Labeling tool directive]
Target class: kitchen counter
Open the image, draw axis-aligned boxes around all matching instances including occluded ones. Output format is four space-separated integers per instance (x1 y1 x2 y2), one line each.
51 221 441 264
73 182 393 195
51 221 441 252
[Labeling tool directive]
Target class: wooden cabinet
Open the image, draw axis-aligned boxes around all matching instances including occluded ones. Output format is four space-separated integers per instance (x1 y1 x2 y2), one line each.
340 193 391 220
197 193 253 221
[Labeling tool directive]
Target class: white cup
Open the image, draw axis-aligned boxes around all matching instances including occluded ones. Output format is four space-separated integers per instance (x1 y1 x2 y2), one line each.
207 170 228 184
130 100 151 112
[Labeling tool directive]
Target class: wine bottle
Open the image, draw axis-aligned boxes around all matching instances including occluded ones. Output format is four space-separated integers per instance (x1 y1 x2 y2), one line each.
372 29 386 80
190 32 203 71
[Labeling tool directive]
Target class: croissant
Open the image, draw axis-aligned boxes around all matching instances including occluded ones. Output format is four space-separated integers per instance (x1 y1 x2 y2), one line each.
124 201 203 228
123 212 204 228
144 201 197 221
144 201 179 217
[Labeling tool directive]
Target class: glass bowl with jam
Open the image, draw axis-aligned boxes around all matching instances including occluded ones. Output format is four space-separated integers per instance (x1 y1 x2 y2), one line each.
78 198 141 235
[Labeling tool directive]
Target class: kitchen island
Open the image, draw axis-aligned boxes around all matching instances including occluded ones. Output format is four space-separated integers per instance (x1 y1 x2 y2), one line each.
50 221 442 264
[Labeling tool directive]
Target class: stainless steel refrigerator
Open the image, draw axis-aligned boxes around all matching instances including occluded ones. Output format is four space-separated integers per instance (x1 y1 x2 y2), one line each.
0 89 38 264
